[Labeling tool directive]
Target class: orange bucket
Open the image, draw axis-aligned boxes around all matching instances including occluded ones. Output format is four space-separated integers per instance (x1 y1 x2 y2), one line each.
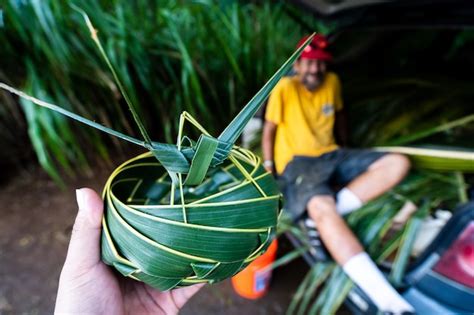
231 239 278 299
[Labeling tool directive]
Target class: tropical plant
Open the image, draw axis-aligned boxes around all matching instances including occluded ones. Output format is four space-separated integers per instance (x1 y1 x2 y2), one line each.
0 0 329 183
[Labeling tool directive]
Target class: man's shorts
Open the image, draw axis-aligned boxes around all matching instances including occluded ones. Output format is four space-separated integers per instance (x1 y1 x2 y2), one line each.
279 148 386 220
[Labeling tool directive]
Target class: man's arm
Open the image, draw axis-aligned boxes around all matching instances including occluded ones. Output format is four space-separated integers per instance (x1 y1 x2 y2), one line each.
262 120 277 174
335 109 349 147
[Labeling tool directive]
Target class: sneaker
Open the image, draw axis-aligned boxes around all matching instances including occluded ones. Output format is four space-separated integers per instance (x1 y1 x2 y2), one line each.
299 216 330 262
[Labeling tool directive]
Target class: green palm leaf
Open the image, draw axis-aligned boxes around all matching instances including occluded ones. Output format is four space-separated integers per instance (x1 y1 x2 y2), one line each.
376 145 474 172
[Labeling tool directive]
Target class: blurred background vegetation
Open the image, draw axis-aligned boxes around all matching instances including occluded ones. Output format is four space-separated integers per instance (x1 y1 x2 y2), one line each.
0 0 472 183
1 1 473 313
0 0 314 182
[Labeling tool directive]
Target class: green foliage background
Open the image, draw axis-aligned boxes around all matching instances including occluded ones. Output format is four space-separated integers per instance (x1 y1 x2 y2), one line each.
1 1 473 313
1 1 472 181
0 0 316 181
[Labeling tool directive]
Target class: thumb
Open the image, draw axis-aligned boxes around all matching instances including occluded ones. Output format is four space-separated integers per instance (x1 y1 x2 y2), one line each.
63 188 104 271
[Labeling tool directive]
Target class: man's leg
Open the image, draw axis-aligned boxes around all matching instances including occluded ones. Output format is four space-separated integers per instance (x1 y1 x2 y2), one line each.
336 153 410 215
307 154 414 314
308 196 413 314
307 196 362 264
347 153 410 203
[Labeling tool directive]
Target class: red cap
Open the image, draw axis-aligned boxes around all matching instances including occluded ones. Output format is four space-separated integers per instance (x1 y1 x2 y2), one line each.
297 34 332 61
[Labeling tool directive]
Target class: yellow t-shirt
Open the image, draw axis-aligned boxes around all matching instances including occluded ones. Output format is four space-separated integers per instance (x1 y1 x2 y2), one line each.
265 72 343 174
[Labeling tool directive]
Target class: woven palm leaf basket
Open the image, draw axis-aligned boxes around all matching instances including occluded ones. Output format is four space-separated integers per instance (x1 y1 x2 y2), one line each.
101 146 281 290
0 9 316 291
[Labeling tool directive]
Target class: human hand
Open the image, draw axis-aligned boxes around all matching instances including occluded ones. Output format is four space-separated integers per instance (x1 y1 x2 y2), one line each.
264 165 274 174
263 160 276 176
55 188 203 315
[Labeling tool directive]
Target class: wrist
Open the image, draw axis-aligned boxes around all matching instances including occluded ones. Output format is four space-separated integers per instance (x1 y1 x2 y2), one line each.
263 160 274 168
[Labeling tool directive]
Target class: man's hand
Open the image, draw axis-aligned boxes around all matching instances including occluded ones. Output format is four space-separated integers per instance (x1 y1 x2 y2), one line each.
55 188 203 315
262 121 277 176
263 160 276 175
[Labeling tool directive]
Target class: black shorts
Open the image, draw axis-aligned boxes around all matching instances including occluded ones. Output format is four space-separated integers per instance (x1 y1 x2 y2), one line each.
279 148 386 220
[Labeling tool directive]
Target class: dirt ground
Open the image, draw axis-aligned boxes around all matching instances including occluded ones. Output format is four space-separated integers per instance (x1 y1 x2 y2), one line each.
0 162 313 315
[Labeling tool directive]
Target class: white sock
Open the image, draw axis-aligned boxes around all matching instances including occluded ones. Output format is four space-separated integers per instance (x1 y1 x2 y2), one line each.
343 252 414 314
336 188 363 215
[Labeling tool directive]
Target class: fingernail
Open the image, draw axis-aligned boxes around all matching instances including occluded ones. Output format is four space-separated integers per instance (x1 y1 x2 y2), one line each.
76 188 86 211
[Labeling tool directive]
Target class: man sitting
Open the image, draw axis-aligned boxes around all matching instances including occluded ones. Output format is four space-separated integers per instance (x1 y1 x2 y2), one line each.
262 34 414 315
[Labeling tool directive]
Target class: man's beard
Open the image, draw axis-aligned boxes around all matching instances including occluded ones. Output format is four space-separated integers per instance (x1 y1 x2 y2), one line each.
302 72 324 91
